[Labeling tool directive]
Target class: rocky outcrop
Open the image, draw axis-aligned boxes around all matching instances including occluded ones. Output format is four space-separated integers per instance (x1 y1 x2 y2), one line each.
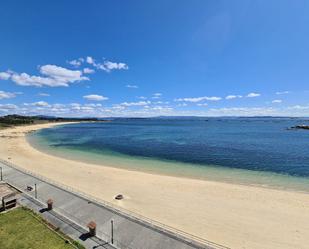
290 125 309 130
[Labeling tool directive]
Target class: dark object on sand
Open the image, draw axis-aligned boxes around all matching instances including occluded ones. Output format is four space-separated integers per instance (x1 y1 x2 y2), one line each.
115 194 124 200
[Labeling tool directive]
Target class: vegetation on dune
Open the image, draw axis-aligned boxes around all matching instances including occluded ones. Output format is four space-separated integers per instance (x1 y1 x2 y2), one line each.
0 114 101 128
0 115 37 125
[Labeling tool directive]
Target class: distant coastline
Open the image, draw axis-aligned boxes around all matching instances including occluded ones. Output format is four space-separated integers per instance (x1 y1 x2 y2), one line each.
0 114 106 129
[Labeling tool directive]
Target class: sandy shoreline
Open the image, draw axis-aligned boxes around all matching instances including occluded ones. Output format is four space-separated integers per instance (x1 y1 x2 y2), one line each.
0 123 309 249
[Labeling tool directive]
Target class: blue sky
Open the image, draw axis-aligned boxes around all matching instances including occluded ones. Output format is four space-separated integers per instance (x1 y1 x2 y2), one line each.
1 0 309 117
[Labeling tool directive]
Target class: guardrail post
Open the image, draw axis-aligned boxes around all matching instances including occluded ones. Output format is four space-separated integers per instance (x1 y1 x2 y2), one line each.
111 219 114 244
0 166 3 181
34 183 37 199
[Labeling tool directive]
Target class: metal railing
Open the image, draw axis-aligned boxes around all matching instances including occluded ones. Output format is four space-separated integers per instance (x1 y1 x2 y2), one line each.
0 159 229 249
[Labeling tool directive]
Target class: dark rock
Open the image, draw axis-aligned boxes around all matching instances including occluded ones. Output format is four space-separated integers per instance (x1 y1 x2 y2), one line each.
115 194 124 200
290 125 309 130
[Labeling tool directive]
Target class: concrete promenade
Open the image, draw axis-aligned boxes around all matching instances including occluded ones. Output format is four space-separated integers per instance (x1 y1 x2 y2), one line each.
18 192 115 249
0 160 228 249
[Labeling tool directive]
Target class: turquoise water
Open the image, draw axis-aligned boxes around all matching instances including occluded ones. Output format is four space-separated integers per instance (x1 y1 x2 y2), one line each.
28 118 309 192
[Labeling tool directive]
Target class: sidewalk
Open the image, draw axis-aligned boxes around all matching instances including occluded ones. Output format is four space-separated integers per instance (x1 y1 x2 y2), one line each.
18 192 115 249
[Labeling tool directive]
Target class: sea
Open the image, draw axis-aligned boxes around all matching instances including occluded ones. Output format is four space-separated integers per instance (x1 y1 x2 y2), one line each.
27 117 309 192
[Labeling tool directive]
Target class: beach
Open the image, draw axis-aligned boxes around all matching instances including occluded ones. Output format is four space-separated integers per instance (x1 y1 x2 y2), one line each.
0 123 309 249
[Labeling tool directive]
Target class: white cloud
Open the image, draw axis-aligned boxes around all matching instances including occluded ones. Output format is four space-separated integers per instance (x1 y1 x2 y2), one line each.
175 97 204 102
70 103 81 107
38 93 50 97
197 103 208 107
174 96 221 102
177 103 188 107
288 105 309 110
276 91 289 95
153 101 169 104
205 96 222 101
83 68 95 74
83 94 108 101
31 101 49 107
69 103 82 111
84 56 129 73
52 103 66 108
2 65 89 87
10 73 64 87
0 104 18 112
95 61 128 72
85 103 102 107
126 84 138 89
4 100 309 117
137 96 147 100
102 61 128 72
68 59 82 67
0 72 11 80
0 104 17 109
152 93 162 99
225 95 242 100
40 65 88 83
112 105 126 111
151 106 173 111
80 106 95 111
246 92 261 98
272 99 282 103
0 91 16 99
86 56 95 64
120 101 151 107
207 107 275 116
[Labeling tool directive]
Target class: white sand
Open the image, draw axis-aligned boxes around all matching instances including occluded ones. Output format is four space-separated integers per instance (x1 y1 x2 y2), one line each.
0 122 309 249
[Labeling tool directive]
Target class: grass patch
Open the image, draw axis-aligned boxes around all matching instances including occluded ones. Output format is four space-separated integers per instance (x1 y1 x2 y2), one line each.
0 207 84 249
